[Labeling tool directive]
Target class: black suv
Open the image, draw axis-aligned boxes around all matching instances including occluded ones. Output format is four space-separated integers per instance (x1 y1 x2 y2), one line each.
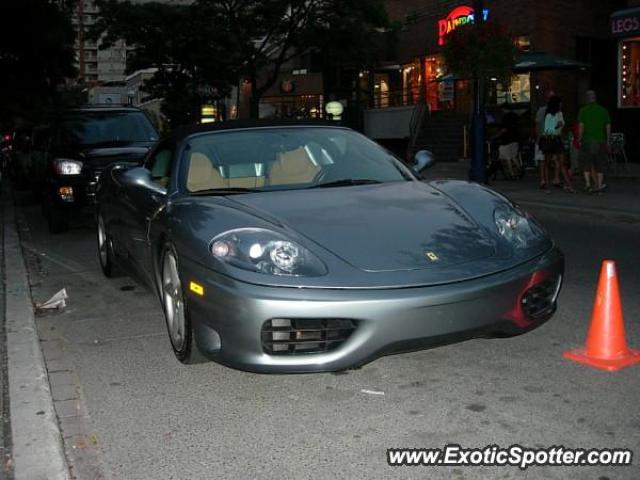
41 106 158 233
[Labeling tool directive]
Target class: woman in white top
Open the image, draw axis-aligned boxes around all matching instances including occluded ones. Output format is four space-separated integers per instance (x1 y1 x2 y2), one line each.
541 96 575 193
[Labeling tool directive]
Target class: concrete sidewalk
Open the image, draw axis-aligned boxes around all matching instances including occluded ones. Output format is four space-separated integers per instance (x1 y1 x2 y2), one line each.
429 161 640 221
1 185 69 480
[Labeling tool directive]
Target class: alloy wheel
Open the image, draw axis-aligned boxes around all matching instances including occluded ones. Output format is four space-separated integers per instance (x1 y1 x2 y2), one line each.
162 250 186 352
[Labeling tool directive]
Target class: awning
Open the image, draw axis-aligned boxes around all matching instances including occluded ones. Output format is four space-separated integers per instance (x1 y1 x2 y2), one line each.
435 73 465 82
513 52 590 72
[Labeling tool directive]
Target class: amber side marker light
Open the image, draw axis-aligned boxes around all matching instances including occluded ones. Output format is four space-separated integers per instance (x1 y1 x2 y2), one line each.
58 186 74 202
189 281 205 296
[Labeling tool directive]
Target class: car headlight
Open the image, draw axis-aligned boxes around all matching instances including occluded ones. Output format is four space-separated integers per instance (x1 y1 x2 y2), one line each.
54 158 83 175
494 205 544 248
210 228 327 277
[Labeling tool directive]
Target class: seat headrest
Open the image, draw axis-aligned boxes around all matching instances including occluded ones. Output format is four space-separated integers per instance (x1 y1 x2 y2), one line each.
187 152 227 191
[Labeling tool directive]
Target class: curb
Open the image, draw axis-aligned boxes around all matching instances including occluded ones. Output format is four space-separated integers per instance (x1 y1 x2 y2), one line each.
3 188 70 480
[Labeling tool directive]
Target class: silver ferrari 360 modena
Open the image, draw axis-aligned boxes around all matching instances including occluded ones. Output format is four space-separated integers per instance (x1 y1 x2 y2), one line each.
95 121 564 373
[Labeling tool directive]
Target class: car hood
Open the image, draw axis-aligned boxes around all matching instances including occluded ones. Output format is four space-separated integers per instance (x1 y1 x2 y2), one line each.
55 143 151 168
227 181 497 273
81 145 151 168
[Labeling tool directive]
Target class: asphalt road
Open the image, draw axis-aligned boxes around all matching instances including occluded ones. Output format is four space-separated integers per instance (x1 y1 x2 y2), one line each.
14 194 640 480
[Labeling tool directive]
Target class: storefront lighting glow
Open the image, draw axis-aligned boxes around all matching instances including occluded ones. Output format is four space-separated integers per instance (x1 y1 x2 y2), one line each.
438 6 490 46
201 105 215 116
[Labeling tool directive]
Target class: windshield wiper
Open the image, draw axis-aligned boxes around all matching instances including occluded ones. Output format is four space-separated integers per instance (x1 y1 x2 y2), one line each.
308 179 382 189
190 187 260 196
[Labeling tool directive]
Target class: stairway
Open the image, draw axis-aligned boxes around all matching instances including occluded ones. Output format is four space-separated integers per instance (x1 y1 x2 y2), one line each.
413 110 468 163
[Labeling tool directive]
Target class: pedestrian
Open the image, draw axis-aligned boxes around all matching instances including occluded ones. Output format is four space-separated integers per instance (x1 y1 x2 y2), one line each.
535 91 561 189
577 90 611 193
492 108 522 179
540 95 575 193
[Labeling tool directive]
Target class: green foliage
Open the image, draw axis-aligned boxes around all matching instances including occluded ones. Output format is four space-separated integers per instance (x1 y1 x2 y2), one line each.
0 0 76 125
92 0 390 121
442 22 519 84
91 0 240 128
314 0 396 67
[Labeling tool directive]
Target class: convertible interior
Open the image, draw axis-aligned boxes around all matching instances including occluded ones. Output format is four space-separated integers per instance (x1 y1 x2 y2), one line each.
182 128 407 193
186 144 325 191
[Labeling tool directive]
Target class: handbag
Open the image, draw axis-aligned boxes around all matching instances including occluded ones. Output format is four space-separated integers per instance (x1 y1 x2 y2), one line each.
539 135 562 154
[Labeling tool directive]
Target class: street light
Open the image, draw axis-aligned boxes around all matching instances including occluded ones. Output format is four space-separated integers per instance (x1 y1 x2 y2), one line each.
325 101 344 121
469 0 488 184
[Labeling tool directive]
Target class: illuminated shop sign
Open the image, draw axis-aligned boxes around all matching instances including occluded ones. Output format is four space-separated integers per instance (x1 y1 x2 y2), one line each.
612 8 640 37
438 6 490 46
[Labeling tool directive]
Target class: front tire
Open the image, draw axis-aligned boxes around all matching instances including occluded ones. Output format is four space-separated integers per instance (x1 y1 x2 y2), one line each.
160 244 206 364
97 212 122 278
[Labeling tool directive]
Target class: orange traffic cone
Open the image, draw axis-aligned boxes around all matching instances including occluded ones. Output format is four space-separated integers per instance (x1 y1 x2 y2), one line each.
564 260 640 371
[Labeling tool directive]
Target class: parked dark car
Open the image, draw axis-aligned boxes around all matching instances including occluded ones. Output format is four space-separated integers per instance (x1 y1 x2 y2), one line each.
41 106 158 233
95 120 564 373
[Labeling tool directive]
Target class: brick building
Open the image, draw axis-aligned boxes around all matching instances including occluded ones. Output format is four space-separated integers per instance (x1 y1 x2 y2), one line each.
360 0 639 161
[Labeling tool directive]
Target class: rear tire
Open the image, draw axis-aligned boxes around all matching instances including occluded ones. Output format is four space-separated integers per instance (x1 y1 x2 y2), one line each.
160 244 207 364
97 211 123 278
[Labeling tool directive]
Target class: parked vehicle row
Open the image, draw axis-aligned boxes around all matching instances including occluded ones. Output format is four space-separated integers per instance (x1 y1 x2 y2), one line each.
4 106 158 232
8 110 564 373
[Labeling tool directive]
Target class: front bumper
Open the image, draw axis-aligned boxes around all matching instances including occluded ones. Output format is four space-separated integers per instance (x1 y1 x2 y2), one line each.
183 247 564 373
47 174 98 210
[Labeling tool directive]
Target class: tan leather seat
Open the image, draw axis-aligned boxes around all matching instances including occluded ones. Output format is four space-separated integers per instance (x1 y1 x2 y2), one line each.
187 153 228 191
268 147 319 185
228 176 265 189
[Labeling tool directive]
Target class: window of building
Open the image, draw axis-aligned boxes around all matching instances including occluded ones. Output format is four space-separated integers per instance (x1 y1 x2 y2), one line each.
514 35 531 52
401 60 421 107
489 74 531 105
619 38 640 108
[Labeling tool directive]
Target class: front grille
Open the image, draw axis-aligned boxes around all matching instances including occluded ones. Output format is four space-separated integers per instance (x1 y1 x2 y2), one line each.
521 276 561 319
261 318 357 355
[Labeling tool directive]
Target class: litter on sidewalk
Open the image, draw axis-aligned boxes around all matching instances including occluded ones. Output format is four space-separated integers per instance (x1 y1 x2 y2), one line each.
361 389 385 396
35 288 68 311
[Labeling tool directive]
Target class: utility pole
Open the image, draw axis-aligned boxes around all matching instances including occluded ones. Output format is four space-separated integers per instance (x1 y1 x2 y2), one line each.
469 0 487 184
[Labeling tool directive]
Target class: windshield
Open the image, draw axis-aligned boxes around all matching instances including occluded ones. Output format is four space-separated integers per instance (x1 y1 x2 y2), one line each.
57 111 158 147
185 127 413 193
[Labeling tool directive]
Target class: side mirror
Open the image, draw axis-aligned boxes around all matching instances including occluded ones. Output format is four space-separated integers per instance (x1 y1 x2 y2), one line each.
120 166 167 196
412 150 436 175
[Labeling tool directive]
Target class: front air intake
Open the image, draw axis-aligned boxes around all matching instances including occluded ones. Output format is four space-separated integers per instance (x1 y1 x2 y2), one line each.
521 275 562 319
261 318 357 355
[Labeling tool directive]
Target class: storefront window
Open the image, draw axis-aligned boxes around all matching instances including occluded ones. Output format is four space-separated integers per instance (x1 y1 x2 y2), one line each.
514 35 531 52
402 60 422 106
619 38 640 108
373 74 390 108
489 74 531 105
423 55 451 111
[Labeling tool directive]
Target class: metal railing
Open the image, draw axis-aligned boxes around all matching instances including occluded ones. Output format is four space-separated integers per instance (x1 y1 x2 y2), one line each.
369 88 423 109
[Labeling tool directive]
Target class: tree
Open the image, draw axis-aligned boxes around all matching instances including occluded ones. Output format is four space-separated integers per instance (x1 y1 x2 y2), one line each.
0 0 76 127
209 0 390 118
442 22 519 85
92 0 239 128
92 0 390 123
442 19 519 184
